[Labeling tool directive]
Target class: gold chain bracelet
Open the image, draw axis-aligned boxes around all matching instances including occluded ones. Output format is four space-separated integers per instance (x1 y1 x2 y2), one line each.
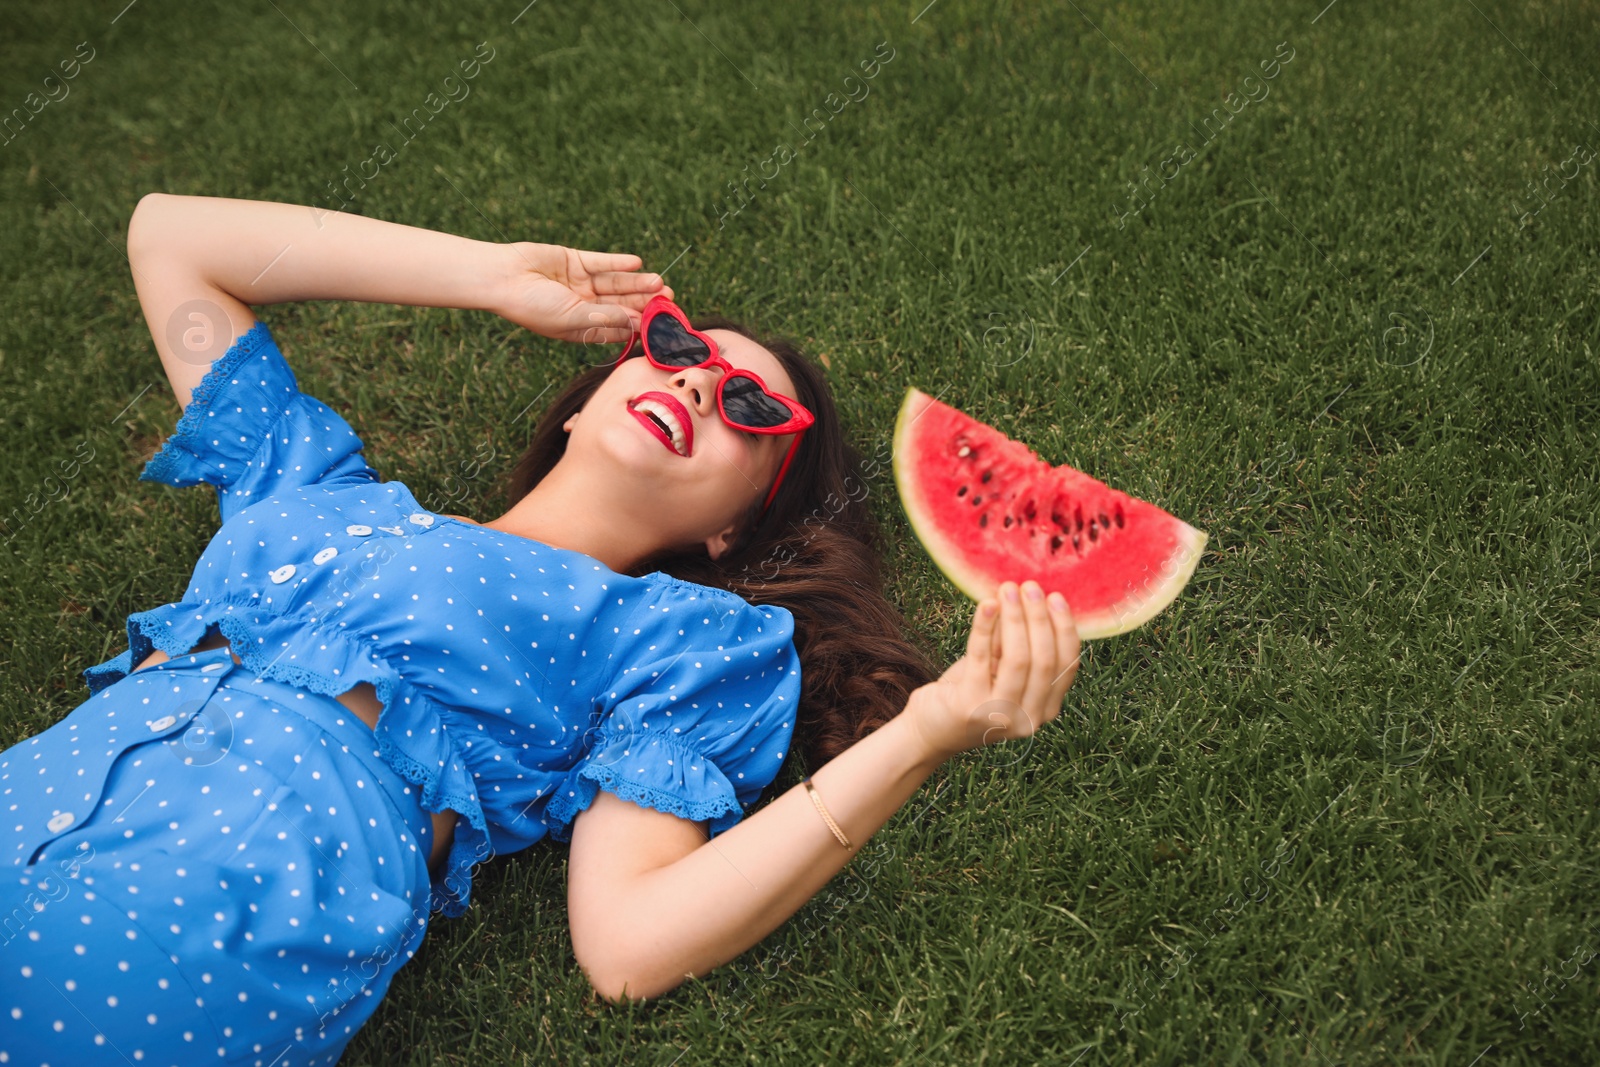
802 776 853 849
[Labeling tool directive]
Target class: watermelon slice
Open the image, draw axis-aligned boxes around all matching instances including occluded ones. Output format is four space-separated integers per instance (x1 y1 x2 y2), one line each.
892 387 1206 639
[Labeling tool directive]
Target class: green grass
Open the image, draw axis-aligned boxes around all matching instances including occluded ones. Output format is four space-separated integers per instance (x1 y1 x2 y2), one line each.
3 0 1598 1062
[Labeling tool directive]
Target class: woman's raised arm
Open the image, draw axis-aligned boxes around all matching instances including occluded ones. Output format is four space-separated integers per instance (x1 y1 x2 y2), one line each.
567 579 1081 1003
125 193 666 407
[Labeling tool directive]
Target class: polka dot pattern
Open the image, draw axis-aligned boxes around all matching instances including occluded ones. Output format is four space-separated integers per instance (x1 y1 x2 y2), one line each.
2 319 803 1061
3 652 432 1065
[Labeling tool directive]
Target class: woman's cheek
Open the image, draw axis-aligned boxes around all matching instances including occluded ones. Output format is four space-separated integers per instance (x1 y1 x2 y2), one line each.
736 433 773 489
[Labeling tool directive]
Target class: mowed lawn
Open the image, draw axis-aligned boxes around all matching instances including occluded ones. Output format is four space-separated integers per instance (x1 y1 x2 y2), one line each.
2 0 1597 1063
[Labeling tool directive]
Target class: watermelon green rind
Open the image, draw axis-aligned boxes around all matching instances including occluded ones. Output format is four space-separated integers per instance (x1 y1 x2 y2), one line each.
893 389 1002 600
892 386 1207 640
1081 523 1207 638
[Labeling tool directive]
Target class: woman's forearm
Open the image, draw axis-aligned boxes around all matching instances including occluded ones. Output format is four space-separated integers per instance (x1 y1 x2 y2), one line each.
127 193 510 312
611 704 946 1001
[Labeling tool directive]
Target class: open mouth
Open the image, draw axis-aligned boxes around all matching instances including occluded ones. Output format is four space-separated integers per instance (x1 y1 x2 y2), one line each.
627 392 693 457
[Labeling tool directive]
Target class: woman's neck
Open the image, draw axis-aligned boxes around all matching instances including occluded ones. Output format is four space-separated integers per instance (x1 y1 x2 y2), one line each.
481 464 658 574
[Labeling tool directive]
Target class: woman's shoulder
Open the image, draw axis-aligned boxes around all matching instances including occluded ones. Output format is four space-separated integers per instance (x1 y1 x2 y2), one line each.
634 570 796 638
641 569 760 608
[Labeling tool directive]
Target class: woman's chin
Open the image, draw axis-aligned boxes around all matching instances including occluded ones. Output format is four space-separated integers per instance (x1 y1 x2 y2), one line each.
592 423 677 470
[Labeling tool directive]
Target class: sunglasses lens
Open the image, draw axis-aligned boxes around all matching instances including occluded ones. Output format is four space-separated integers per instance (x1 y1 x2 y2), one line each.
645 314 710 367
721 374 793 429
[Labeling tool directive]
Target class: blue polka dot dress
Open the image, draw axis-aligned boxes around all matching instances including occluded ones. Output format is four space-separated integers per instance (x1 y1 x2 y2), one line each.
1 319 802 1065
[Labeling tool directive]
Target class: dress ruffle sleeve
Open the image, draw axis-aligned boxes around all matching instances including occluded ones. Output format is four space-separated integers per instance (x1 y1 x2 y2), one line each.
541 579 801 842
140 318 379 523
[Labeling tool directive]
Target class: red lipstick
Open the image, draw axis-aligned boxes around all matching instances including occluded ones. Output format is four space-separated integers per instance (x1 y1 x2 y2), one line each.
626 391 694 457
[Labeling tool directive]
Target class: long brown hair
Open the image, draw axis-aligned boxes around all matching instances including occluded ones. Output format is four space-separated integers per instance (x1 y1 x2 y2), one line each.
503 314 936 772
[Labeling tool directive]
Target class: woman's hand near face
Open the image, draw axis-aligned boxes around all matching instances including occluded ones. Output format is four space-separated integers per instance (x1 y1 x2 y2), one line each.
493 240 674 345
905 580 1081 764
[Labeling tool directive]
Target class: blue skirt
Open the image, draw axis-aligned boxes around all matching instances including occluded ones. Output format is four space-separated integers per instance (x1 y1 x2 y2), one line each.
1 644 437 1066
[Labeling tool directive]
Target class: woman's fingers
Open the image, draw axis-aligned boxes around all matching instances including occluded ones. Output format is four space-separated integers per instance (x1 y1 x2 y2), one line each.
561 248 670 299
947 581 1080 752
994 581 1031 702
1047 592 1081 706
590 269 667 296
929 581 1084 755
1022 581 1056 728
965 597 999 678
571 248 644 276
987 593 1003 682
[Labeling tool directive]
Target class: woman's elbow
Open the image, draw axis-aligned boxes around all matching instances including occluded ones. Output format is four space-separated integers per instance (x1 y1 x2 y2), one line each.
589 972 643 1006
582 954 691 1006
585 965 646 1006
574 940 632 1005
127 192 174 264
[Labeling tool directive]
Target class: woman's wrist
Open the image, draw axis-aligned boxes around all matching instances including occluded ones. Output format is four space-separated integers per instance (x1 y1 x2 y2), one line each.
482 240 537 320
461 237 524 315
901 686 958 770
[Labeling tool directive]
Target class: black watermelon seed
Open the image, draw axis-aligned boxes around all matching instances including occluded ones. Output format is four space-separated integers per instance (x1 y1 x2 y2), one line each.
1072 534 1081 551
1003 515 1013 528
979 514 988 528
1050 535 1063 552
1074 506 1084 531
981 470 993 484
1099 512 1110 527
1023 501 1037 520
972 495 983 505
1088 524 1099 542
1114 508 1125 528
957 485 968 497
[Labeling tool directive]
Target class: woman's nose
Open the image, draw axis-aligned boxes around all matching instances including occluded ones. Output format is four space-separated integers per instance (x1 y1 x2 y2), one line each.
670 364 723 413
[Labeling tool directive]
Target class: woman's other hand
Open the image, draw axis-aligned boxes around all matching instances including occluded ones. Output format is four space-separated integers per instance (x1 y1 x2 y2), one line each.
493 240 673 345
905 580 1081 764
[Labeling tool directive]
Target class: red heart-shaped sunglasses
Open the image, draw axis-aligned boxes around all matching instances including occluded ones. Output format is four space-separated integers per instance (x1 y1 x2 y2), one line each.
614 294 814 513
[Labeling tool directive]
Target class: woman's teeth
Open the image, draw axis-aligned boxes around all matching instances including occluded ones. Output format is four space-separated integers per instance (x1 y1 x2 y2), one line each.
633 399 688 456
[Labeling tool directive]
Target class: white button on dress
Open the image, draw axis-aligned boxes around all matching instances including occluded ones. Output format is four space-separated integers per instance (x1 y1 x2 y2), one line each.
314 547 339 565
270 564 297 583
149 715 177 731
47 811 75 832
347 524 373 536
408 513 434 528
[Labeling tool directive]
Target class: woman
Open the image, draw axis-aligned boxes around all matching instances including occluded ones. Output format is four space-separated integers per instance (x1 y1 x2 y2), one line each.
1 194 1081 1065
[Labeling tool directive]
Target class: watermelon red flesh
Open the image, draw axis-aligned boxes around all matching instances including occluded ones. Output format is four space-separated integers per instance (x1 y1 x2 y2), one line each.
892 387 1207 640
